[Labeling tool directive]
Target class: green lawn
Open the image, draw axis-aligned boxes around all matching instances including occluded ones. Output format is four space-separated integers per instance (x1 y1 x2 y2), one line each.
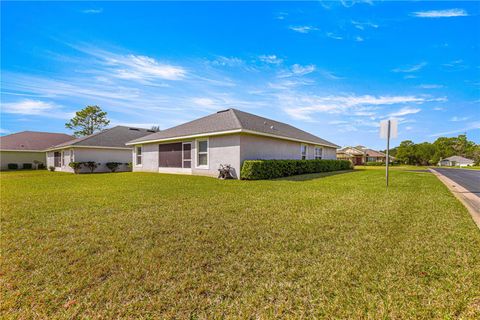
1 169 480 318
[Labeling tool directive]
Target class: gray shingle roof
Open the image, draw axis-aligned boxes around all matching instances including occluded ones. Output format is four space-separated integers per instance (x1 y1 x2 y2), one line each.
0 131 74 151
127 109 339 148
50 126 156 149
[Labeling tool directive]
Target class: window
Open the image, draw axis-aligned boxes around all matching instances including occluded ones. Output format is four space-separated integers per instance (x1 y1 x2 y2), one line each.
62 151 66 166
136 146 142 165
301 144 307 160
70 149 74 162
315 147 323 160
197 139 208 167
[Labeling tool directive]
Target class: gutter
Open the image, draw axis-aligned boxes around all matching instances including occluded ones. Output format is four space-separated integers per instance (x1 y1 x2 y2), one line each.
125 129 340 149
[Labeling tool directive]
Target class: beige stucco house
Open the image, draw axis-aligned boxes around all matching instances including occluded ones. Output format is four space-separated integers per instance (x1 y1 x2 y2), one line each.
126 109 339 179
337 146 390 165
0 131 73 170
46 126 155 173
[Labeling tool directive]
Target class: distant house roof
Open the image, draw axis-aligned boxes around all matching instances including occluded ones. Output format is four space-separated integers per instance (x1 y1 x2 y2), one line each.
442 156 474 164
0 131 74 151
363 149 386 157
127 108 339 148
49 126 156 150
337 146 389 158
337 146 364 156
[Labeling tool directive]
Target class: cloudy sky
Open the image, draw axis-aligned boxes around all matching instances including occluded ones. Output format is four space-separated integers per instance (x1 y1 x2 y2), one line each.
1 1 479 149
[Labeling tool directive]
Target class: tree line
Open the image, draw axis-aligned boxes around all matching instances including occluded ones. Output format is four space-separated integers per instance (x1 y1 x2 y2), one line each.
386 135 480 166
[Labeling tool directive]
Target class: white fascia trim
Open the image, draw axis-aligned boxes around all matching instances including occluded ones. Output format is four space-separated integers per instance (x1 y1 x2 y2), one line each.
47 145 131 151
126 129 243 145
0 149 45 152
127 128 339 148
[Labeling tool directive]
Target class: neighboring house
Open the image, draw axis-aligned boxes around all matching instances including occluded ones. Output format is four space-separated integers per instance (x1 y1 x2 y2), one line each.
337 146 390 165
126 108 339 179
46 126 155 173
438 156 475 167
0 131 73 170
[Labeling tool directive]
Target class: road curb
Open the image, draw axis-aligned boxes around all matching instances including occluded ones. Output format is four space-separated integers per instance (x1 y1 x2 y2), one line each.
430 168 480 230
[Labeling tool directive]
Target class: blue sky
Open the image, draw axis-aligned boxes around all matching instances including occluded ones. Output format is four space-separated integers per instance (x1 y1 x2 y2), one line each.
1 1 479 149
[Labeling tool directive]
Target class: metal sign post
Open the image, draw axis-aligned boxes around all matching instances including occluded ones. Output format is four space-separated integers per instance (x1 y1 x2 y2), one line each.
380 119 398 188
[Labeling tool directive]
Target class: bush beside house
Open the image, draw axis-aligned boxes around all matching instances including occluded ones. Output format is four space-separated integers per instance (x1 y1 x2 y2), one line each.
241 159 352 180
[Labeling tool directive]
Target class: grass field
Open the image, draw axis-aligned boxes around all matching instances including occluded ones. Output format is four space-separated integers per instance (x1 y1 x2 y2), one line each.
1 169 480 318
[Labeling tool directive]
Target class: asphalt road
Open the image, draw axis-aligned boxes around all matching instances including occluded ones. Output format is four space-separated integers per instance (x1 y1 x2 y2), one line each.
434 168 480 196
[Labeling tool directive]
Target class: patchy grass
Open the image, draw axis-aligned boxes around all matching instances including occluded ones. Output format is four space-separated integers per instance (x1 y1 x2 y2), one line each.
1 169 479 318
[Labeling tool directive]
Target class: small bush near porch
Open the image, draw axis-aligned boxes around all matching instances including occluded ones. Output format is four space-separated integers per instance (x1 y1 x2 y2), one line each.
240 159 352 180
1 168 479 318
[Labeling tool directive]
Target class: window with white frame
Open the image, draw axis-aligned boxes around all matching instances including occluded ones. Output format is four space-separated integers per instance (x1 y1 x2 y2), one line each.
62 151 66 166
70 149 74 162
197 139 208 167
315 147 323 160
301 144 307 160
135 146 142 165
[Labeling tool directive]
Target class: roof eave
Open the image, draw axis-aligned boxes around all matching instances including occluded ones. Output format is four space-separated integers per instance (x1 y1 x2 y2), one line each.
126 128 339 148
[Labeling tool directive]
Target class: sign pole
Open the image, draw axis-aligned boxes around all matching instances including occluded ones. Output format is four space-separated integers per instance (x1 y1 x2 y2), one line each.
386 120 390 188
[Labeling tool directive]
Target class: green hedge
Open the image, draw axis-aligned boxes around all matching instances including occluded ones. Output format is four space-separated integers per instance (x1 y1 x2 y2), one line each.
240 159 352 180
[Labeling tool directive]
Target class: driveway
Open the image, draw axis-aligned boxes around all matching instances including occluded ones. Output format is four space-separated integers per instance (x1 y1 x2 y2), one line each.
433 168 480 198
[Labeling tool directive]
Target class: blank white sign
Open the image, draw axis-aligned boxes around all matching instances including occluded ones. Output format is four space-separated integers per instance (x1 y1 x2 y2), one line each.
380 119 398 139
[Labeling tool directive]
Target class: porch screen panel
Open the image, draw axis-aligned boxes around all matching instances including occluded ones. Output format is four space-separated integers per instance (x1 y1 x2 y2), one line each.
54 152 61 167
159 143 182 168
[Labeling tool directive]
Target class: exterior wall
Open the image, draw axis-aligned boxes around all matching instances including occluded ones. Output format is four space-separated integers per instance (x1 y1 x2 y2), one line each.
47 148 132 173
240 133 337 162
0 151 46 170
192 134 241 178
132 143 160 172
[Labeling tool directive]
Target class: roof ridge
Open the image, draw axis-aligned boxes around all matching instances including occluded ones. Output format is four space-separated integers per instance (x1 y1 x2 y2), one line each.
229 109 245 129
58 126 120 147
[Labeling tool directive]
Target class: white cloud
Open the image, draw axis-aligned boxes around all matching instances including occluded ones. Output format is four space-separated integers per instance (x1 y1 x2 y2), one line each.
355 36 364 42
2 99 72 119
430 121 480 137
393 62 427 73
291 64 316 76
351 20 379 30
191 97 222 110
82 8 103 14
275 12 288 20
326 32 343 40
0 128 11 134
107 54 186 81
388 107 421 117
211 56 244 67
413 9 468 18
319 70 343 80
258 55 283 64
280 94 433 120
289 25 318 33
450 116 470 122
418 84 444 89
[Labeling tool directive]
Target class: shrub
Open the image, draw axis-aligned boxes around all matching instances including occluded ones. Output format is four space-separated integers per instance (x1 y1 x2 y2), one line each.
22 163 33 169
38 163 46 170
7 163 18 170
240 159 352 180
82 161 98 173
33 160 42 169
49 166 55 172
69 162 83 174
106 162 122 172
127 162 133 170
